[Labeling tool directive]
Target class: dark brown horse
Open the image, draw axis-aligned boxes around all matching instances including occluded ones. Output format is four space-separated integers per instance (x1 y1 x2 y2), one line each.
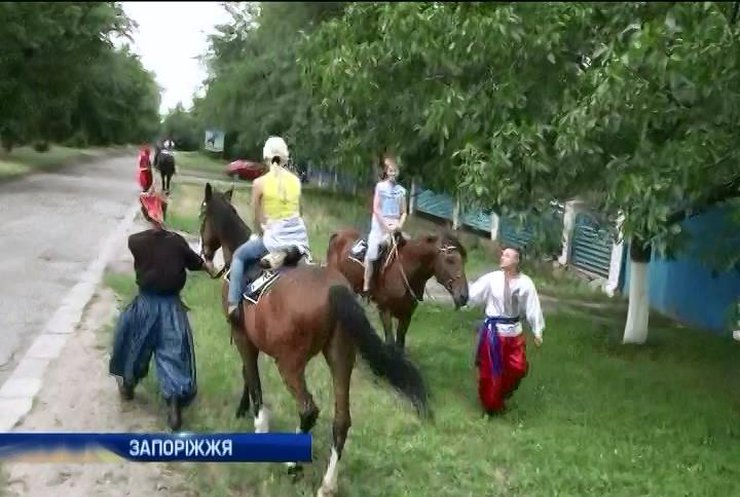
155 150 175 193
326 228 469 351
198 183 431 496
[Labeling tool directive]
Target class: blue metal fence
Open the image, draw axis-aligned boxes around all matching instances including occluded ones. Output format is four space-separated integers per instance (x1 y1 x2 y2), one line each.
415 187 456 221
461 208 493 233
570 212 614 277
499 216 535 248
307 169 612 277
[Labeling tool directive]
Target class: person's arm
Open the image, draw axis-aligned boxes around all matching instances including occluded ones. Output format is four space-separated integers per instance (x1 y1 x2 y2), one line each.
467 272 493 307
398 187 408 230
522 277 545 346
252 178 265 235
179 236 218 277
372 183 390 232
298 181 304 218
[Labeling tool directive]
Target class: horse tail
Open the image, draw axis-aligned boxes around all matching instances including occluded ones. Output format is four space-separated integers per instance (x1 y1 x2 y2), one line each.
328 284 432 420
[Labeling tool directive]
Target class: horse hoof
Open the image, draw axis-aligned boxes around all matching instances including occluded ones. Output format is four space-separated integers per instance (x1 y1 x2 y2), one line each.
235 406 247 419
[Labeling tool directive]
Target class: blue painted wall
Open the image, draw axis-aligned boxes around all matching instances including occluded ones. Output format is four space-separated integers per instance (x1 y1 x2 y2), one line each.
621 204 740 334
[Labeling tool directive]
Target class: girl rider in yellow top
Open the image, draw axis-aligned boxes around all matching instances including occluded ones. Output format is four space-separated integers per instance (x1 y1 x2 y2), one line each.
226 136 310 323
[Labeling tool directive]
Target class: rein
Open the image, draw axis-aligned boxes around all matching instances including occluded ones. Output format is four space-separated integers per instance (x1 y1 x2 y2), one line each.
387 236 462 303
386 235 422 302
437 244 464 292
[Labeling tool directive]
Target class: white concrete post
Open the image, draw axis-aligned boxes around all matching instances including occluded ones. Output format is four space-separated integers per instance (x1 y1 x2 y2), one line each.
452 195 461 230
604 212 625 297
490 212 500 241
409 178 418 215
557 199 586 266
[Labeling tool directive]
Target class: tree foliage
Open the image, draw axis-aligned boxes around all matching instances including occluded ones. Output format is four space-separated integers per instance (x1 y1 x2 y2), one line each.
190 2 740 269
300 2 740 266
193 2 345 162
161 103 202 151
0 2 161 150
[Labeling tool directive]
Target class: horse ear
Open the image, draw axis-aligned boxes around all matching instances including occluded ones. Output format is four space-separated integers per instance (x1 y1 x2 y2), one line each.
224 186 234 201
204 182 212 201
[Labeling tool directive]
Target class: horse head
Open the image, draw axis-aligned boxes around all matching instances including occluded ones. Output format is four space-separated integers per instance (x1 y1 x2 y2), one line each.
418 229 469 309
199 183 250 269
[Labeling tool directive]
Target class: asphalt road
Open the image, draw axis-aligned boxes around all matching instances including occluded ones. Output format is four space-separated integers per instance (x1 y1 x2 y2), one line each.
0 154 138 385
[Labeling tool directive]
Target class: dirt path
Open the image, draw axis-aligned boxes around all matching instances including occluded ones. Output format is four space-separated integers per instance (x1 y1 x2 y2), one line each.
2 218 196 497
0 154 138 385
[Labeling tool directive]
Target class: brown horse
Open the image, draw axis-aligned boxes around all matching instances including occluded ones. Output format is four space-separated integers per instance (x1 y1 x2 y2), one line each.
326 228 469 351
198 183 431 496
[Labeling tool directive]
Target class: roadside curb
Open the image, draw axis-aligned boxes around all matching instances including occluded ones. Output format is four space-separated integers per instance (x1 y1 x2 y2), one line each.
0 200 140 432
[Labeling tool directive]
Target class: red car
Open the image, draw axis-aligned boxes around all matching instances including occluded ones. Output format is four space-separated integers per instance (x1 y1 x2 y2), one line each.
225 159 265 181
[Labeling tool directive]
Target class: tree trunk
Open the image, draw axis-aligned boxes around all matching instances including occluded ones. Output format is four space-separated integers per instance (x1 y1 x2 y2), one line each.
623 240 652 344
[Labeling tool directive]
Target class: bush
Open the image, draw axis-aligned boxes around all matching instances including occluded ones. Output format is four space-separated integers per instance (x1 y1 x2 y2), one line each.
33 141 50 152
65 131 89 148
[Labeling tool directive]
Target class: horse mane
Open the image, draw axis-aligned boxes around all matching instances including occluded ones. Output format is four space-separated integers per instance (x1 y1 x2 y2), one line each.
438 228 468 261
207 190 252 250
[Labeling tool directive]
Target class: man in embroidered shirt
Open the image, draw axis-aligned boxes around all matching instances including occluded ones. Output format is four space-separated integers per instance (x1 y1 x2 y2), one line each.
466 246 545 415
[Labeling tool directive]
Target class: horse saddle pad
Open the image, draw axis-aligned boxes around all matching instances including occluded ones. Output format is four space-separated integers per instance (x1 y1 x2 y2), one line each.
242 269 280 304
349 239 368 262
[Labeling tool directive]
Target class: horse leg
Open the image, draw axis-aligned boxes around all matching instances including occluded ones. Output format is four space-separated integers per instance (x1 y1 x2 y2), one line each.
317 325 355 497
378 307 395 346
395 312 413 351
276 356 318 476
232 329 267 432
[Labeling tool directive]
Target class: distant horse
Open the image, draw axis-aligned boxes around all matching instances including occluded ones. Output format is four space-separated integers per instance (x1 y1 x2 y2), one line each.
155 149 176 193
198 183 431 497
326 228 469 351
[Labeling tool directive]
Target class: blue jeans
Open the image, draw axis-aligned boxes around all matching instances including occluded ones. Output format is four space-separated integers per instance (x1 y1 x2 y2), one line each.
228 238 268 305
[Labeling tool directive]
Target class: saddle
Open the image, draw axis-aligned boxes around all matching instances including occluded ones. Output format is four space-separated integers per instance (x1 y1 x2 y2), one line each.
348 231 406 279
226 245 311 305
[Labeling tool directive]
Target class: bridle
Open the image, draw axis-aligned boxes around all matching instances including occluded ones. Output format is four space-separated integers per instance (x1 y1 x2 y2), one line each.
198 209 228 280
391 237 464 303
437 243 465 294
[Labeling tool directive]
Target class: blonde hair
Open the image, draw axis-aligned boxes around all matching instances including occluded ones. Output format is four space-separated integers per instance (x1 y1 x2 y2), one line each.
263 136 292 202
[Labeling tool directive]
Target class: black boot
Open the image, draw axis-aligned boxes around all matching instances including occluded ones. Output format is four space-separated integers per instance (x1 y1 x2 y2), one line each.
167 398 182 432
117 377 134 401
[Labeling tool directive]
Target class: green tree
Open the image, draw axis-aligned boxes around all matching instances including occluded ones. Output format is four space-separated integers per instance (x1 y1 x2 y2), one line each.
0 2 160 149
161 103 201 151
195 2 345 161
301 2 740 343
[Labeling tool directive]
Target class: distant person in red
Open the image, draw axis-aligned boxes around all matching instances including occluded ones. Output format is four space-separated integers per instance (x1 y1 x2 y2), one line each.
137 146 153 192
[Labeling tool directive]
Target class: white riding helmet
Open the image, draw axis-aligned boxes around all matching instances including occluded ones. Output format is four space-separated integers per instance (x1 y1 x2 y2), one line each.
263 136 289 165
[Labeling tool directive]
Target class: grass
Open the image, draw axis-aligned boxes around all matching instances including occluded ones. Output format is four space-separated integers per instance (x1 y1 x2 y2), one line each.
0 145 105 180
104 182 740 497
175 150 231 178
